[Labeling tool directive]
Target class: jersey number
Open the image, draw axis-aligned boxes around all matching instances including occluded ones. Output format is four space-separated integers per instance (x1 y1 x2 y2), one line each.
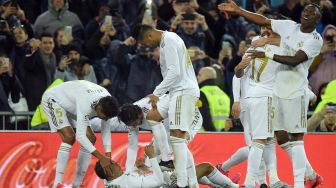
250 57 269 82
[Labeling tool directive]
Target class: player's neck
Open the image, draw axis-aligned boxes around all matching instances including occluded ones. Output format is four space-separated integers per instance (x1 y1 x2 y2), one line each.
300 25 315 33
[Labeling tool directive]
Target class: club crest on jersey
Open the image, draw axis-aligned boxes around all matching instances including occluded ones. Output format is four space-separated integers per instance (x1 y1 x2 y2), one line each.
298 41 304 48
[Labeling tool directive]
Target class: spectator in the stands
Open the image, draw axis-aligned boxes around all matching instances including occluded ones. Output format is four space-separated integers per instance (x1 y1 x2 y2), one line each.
55 43 97 83
0 51 21 111
20 33 56 110
309 24 336 94
109 37 162 104
9 25 35 79
176 11 214 52
0 0 34 37
197 66 231 132
34 0 84 39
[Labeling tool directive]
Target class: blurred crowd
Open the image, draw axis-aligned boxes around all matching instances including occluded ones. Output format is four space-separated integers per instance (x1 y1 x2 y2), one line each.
0 0 335 132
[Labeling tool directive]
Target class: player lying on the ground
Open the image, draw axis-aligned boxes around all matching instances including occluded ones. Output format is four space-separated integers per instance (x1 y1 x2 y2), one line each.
95 143 164 188
95 145 239 188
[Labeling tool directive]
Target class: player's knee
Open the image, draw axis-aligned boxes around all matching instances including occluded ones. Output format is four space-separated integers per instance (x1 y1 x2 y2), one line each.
275 131 289 145
170 129 186 138
199 162 214 175
62 134 76 145
289 133 304 141
146 110 163 122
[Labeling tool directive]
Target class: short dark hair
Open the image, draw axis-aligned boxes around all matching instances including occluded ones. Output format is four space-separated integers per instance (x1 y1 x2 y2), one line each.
39 33 54 40
98 96 119 119
117 104 142 124
95 160 108 179
131 24 154 41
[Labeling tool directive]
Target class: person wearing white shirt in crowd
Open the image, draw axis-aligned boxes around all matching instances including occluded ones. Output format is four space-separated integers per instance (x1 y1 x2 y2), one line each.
219 1 323 187
133 24 200 188
41 80 119 188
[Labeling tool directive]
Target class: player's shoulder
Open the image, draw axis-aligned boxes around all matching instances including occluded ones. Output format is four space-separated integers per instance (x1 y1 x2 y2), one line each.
311 31 322 41
161 31 179 48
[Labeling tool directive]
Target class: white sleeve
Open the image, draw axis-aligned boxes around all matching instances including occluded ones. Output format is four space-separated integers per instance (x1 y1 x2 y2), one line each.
75 103 96 153
126 127 139 172
299 37 323 59
232 76 241 102
153 41 180 96
271 19 296 37
306 87 316 101
101 119 111 153
138 158 164 187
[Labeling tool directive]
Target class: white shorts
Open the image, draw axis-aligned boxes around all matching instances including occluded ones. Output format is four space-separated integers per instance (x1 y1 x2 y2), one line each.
134 94 170 120
41 94 72 133
168 94 199 134
240 107 252 146
245 97 274 139
273 95 307 133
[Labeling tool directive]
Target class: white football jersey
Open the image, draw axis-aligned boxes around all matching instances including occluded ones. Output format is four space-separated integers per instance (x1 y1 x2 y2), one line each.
154 31 199 97
106 158 164 188
271 19 323 99
43 80 111 153
245 36 281 98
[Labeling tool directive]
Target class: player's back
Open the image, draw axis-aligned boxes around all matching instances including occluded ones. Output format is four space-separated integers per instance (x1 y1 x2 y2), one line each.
159 31 199 97
44 80 110 115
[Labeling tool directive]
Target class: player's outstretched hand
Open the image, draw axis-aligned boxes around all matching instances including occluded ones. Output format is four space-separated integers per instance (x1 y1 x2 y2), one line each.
218 0 239 14
144 142 155 159
99 156 114 178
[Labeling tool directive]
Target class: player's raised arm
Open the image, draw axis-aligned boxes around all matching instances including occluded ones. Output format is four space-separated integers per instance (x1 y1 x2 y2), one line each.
218 0 271 27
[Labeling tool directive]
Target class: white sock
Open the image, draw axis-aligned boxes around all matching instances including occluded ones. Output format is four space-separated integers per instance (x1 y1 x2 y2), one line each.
244 142 264 186
198 176 218 187
263 138 280 185
207 168 238 187
304 155 316 180
149 120 171 161
221 146 249 171
280 142 292 159
281 141 316 180
257 159 267 185
73 146 92 187
171 136 188 187
187 150 199 187
53 143 72 188
291 141 306 188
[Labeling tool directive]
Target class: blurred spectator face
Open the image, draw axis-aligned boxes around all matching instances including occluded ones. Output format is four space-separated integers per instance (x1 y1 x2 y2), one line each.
13 27 28 46
99 5 110 18
56 29 65 46
181 19 198 35
40 36 55 55
52 0 65 10
246 29 257 40
324 28 336 44
68 50 80 61
324 112 336 132
260 26 272 37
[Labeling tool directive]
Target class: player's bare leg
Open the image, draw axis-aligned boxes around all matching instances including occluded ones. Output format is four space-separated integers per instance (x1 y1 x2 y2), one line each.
54 126 76 188
197 162 238 188
73 127 96 187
